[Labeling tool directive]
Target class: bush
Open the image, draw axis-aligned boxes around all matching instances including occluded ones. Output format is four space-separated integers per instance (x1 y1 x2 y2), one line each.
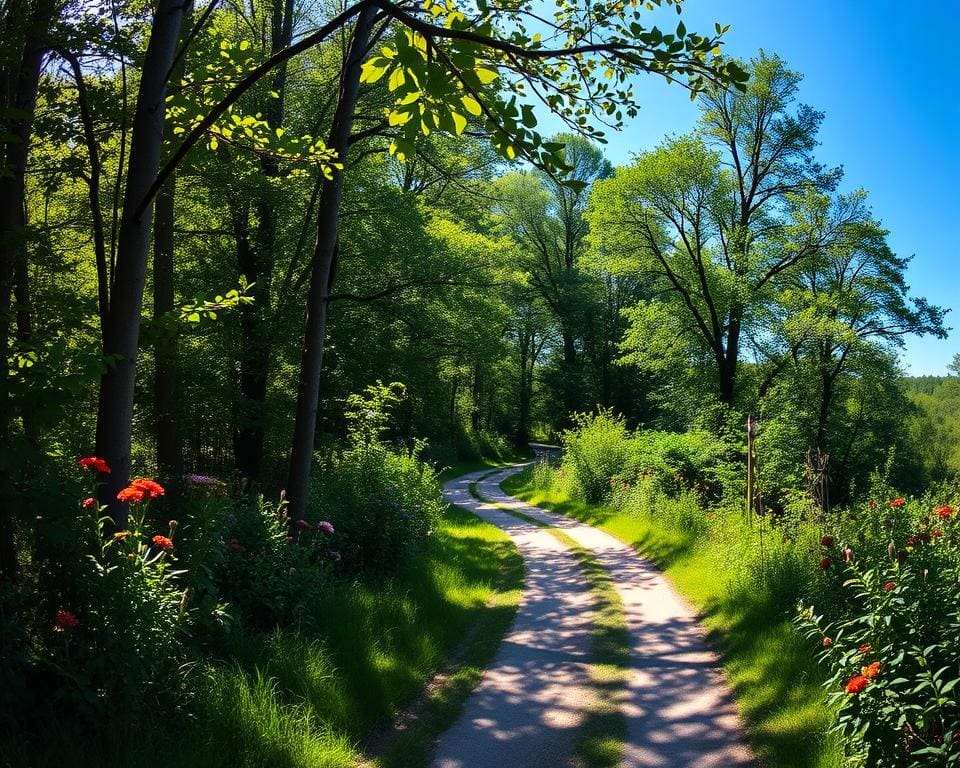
561 410 636 503
798 501 960 766
311 382 445 574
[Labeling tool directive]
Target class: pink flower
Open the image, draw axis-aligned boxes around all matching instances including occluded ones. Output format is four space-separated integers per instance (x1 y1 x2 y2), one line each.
296 519 311 532
82 497 96 509
317 520 335 535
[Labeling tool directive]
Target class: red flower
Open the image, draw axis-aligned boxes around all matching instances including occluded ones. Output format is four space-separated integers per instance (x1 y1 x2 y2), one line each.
152 535 174 552
820 556 833 570
862 661 881 680
858 644 872 655
889 498 906 508
936 505 954 520
296 519 311 532
78 456 111 474
131 478 165 499
821 535 834 547
933 530 943 538
906 535 919 547
883 582 896 591
82 497 96 509
822 636 833 648
870 500 878 510
845 675 869 694
117 485 145 503
54 609 79 632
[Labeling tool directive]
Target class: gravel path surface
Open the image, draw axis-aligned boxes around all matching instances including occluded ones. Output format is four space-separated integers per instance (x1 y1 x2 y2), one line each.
432 465 754 768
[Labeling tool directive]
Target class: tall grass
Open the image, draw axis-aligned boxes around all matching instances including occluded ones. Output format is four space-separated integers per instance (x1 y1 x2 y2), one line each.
15 503 520 768
504 465 844 768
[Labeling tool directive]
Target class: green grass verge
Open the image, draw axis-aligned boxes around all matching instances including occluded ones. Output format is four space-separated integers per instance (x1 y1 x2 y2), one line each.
29 500 523 768
501 470 843 768
468 479 629 768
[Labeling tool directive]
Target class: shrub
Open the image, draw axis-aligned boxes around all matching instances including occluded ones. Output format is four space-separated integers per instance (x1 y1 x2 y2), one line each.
561 410 635 503
798 502 960 766
311 382 445 574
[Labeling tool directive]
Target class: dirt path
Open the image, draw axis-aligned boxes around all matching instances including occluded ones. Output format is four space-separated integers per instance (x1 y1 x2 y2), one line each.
432 465 753 768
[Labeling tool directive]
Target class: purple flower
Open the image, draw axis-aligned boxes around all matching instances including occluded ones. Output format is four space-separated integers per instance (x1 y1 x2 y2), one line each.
185 474 223 486
317 520 335 535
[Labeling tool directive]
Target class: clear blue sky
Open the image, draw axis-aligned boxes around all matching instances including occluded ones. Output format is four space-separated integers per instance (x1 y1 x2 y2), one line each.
564 0 960 375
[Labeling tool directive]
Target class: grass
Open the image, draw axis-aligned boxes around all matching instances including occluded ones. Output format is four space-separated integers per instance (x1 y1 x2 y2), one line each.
22 499 522 768
502 469 844 768
468 478 630 768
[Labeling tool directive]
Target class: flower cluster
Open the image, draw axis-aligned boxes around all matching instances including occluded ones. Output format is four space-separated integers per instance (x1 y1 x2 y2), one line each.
53 609 79 632
78 456 111 474
117 478 165 504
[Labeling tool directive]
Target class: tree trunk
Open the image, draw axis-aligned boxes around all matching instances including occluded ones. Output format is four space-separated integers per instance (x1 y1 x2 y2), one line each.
153 165 179 477
285 4 376 521
233 0 293 483
817 371 833 454
95 0 188 527
561 329 578 417
0 0 58 582
718 306 742 406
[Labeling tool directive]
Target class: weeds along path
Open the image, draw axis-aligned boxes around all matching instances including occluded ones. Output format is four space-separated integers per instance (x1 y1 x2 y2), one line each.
434 465 754 768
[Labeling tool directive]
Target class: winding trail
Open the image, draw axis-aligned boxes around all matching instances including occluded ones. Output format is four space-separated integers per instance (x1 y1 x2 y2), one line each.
433 465 753 768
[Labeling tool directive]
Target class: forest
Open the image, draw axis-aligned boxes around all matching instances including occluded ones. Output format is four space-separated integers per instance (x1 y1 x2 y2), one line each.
2 0 958 766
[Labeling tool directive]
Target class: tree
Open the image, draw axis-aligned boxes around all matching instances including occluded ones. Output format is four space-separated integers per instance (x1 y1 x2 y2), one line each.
491 134 611 419
588 53 838 408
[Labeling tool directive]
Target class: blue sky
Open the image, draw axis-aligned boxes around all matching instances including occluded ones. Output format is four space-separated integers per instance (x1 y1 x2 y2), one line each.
563 0 960 375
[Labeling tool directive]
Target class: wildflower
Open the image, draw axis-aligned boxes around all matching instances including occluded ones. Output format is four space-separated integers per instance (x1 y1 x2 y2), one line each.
906 535 919 547
933 530 943 538
845 675 869 694
131 478 165 499
862 662 881 680
822 636 833 648
317 520 335 535
54 609 79 632
78 456 111 474
870 500 878 510
842 546 854 563
820 556 833 570
889 498 906 508
168 520 178 530
117 485 145 503
858 644 872 655
184 474 221 486
296 519 311 532
82 497 96 509
821 535 834 547
883 582 896 591
113 530 130 542
152 535 174 552
936 505 954 520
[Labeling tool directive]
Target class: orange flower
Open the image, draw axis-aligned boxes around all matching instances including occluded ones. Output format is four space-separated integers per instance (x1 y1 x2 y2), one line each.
889 498 906 508
845 675 869 694
152 535 174 552
858 644 872 655
131 478 165 499
78 456 111 474
117 485 145 503
862 662 881 680
936 505 954 520
822 637 833 648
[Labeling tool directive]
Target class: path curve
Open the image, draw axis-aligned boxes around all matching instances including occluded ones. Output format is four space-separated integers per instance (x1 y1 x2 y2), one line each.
432 465 754 768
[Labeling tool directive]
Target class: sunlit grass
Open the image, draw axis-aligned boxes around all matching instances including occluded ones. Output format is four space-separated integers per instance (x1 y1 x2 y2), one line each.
28 501 522 768
502 470 844 768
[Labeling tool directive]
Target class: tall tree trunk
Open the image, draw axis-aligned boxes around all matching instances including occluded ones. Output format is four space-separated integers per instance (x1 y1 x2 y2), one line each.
95 0 188 527
718 305 742 406
817 370 833 454
285 4 376 521
153 166 179 477
0 0 58 582
233 0 293 483
561 329 578 417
